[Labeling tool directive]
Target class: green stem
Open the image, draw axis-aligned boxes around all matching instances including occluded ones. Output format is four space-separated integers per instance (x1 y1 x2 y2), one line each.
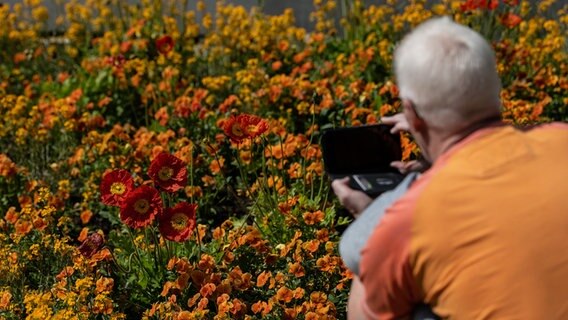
126 228 151 276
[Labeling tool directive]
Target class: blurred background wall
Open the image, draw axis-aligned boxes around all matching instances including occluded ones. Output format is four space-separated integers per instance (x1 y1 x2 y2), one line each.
0 0 560 33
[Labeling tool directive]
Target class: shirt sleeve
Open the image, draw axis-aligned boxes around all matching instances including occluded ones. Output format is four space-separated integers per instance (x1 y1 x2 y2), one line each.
339 173 419 276
359 184 423 319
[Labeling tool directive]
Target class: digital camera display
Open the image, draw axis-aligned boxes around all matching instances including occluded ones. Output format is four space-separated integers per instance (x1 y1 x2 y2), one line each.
321 124 402 176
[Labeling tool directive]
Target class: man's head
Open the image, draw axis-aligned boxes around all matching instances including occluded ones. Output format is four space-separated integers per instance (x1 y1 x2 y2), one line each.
394 17 502 160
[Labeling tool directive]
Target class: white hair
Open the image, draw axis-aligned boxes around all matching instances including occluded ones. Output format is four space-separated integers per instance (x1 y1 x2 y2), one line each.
394 17 501 131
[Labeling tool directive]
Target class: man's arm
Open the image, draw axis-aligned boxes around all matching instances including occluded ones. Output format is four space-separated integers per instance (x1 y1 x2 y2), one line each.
348 275 367 320
331 177 373 218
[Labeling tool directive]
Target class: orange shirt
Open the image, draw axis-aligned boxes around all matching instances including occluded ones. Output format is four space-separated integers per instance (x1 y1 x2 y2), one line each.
359 123 568 319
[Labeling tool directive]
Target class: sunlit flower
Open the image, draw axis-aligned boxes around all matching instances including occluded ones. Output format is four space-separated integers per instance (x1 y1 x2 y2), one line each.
148 152 188 193
100 169 134 206
158 202 197 242
120 186 162 228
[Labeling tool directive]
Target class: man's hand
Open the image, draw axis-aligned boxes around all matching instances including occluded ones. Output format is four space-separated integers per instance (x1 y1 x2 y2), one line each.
391 160 428 174
383 113 430 174
331 177 373 218
381 113 410 134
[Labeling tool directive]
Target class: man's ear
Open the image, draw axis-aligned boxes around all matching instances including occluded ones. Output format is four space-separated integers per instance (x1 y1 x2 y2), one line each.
402 99 426 132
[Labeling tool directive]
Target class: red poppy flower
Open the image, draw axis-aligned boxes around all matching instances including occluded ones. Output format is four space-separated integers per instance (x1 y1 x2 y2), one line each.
78 233 104 258
100 169 135 206
500 12 522 28
148 152 188 192
238 114 269 138
223 116 247 143
158 202 197 242
222 114 269 143
120 186 163 228
156 35 174 55
460 0 499 12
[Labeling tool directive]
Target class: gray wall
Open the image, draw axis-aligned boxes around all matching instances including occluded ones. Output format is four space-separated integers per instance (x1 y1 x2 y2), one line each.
1 0 559 33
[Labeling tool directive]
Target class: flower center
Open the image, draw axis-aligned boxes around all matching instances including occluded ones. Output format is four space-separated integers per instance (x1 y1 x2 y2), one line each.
110 182 126 195
171 213 188 231
134 199 150 214
231 123 244 137
158 167 174 181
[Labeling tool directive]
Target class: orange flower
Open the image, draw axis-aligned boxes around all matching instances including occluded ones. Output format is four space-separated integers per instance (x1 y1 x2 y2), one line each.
96 277 114 294
78 227 89 242
316 255 339 272
228 267 252 291
310 292 327 303
288 262 305 277
197 297 209 310
154 107 169 126
302 239 320 254
0 291 12 310
303 210 325 225
80 210 93 224
209 157 225 175
500 12 522 28
0 154 17 178
198 254 215 271
15 220 32 235
199 283 216 298
256 271 271 287
275 287 294 303
174 96 201 118
5 207 18 224
251 301 273 315
56 266 75 280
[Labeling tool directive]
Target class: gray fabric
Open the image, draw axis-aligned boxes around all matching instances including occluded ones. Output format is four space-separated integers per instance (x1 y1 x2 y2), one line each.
339 172 419 276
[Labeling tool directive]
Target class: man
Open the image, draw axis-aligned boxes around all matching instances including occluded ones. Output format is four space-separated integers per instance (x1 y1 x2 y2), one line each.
333 17 568 319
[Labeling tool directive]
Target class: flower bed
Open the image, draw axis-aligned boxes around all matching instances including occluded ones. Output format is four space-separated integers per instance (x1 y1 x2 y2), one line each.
0 0 566 318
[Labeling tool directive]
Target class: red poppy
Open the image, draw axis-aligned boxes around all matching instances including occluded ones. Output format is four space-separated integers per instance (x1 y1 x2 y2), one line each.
460 0 499 12
100 169 135 206
223 116 247 142
120 186 163 228
78 233 104 258
222 114 269 143
500 12 522 28
238 114 269 138
156 35 174 55
148 152 188 192
158 202 197 242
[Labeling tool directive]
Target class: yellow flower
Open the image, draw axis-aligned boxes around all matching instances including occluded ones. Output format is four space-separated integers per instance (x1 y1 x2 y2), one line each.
32 6 49 22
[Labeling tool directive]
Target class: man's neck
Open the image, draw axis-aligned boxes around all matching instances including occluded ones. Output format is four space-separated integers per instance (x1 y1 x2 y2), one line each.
428 114 503 162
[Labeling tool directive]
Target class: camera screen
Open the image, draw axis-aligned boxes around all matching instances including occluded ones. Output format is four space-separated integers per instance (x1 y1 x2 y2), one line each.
321 125 402 175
